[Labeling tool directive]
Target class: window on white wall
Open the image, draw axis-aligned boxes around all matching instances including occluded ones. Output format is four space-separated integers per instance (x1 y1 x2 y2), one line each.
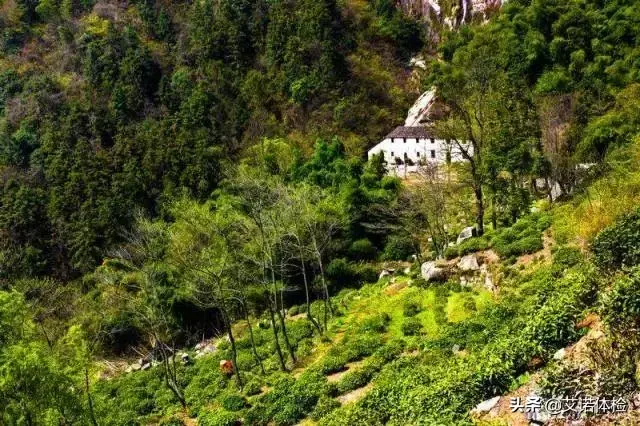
417 152 421 157
430 150 435 158
430 138 434 144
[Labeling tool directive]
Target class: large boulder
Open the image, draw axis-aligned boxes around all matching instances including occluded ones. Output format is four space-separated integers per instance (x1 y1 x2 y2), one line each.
421 261 446 282
458 254 480 272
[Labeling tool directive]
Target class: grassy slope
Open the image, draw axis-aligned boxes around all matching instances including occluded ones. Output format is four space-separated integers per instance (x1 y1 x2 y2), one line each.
90 142 640 425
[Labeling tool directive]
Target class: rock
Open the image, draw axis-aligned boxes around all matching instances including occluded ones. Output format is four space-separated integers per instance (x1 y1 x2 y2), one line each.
452 344 461 353
483 272 496 293
126 362 142 373
553 348 567 361
458 254 480 271
471 396 501 415
379 270 392 280
460 276 469 287
404 266 412 275
421 261 446 282
195 343 217 358
456 226 476 245
525 393 551 424
141 362 151 371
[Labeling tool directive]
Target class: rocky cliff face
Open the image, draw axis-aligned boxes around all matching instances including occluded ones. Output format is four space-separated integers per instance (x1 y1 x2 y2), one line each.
397 0 504 29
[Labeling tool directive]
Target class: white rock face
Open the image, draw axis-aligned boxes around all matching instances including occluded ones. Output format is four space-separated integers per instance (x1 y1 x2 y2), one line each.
421 261 446 282
458 254 480 272
405 87 437 126
397 0 504 29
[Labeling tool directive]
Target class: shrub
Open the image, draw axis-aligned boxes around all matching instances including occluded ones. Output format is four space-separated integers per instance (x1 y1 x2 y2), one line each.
403 301 421 317
401 317 422 336
458 236 491 256
602 269 640 332
374 338 405 362
552 246 583 269
592 208 640 270
357 312 390 334
348 238 378 261
318 355 348 375
286 320 314 344
219 392 247 412
296 338 315 358
444 246 459 260
287 305 299 316
310 395 340 420
491 213 549 258
343 334 383 360
326 258 356 288
336 368 373 394
198 410 238 426
244 379 262 397
261 371 329 425
355 264 378 284
381 234 416 261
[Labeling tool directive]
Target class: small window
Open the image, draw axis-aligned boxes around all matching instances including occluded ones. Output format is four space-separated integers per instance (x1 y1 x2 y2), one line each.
391 151 394 157
403 138 406 143
430 150 436 159
417 152 421 157
430 138 435 144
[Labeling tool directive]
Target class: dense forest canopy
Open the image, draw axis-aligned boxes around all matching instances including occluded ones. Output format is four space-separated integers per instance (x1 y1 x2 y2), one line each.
0 0 422 279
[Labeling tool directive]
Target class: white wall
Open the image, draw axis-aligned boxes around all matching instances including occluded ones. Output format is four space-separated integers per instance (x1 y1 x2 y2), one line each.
367 137 470 167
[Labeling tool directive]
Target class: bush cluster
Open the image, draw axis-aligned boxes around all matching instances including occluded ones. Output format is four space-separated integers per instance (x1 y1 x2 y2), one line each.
592 208 640 270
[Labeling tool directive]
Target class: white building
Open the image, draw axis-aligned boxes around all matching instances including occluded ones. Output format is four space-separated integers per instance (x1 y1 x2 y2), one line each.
367 126 470 175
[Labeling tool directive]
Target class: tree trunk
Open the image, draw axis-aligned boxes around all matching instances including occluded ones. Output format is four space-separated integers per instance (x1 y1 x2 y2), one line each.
298 243 322 334
312 238 333 329
242 303 265 374
268 305 287 371
276 308 297 364
222 308 243 388
491 192 497 230
473 183 485 236
159 342 186 408
270 257 297 365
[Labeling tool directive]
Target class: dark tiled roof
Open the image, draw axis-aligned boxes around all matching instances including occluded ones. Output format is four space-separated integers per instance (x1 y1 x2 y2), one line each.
385 126 435 139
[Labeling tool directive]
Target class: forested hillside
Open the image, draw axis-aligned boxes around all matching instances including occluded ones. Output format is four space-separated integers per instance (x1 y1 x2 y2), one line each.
6 0 640 425
0 0 422 279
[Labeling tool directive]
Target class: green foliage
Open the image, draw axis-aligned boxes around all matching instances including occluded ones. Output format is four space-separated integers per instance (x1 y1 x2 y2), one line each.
310 395 340 421
336 367 374 394
491 214 550 258
348 238 378 261
219 392 247 412
381 234 416 261
601 268 640 332
244 379 262 397
401 317 422 336
357 312 390 334
445 235 491 259
402 301 421 317
592 208 640 271
551 246 583 270
198 409 238 426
